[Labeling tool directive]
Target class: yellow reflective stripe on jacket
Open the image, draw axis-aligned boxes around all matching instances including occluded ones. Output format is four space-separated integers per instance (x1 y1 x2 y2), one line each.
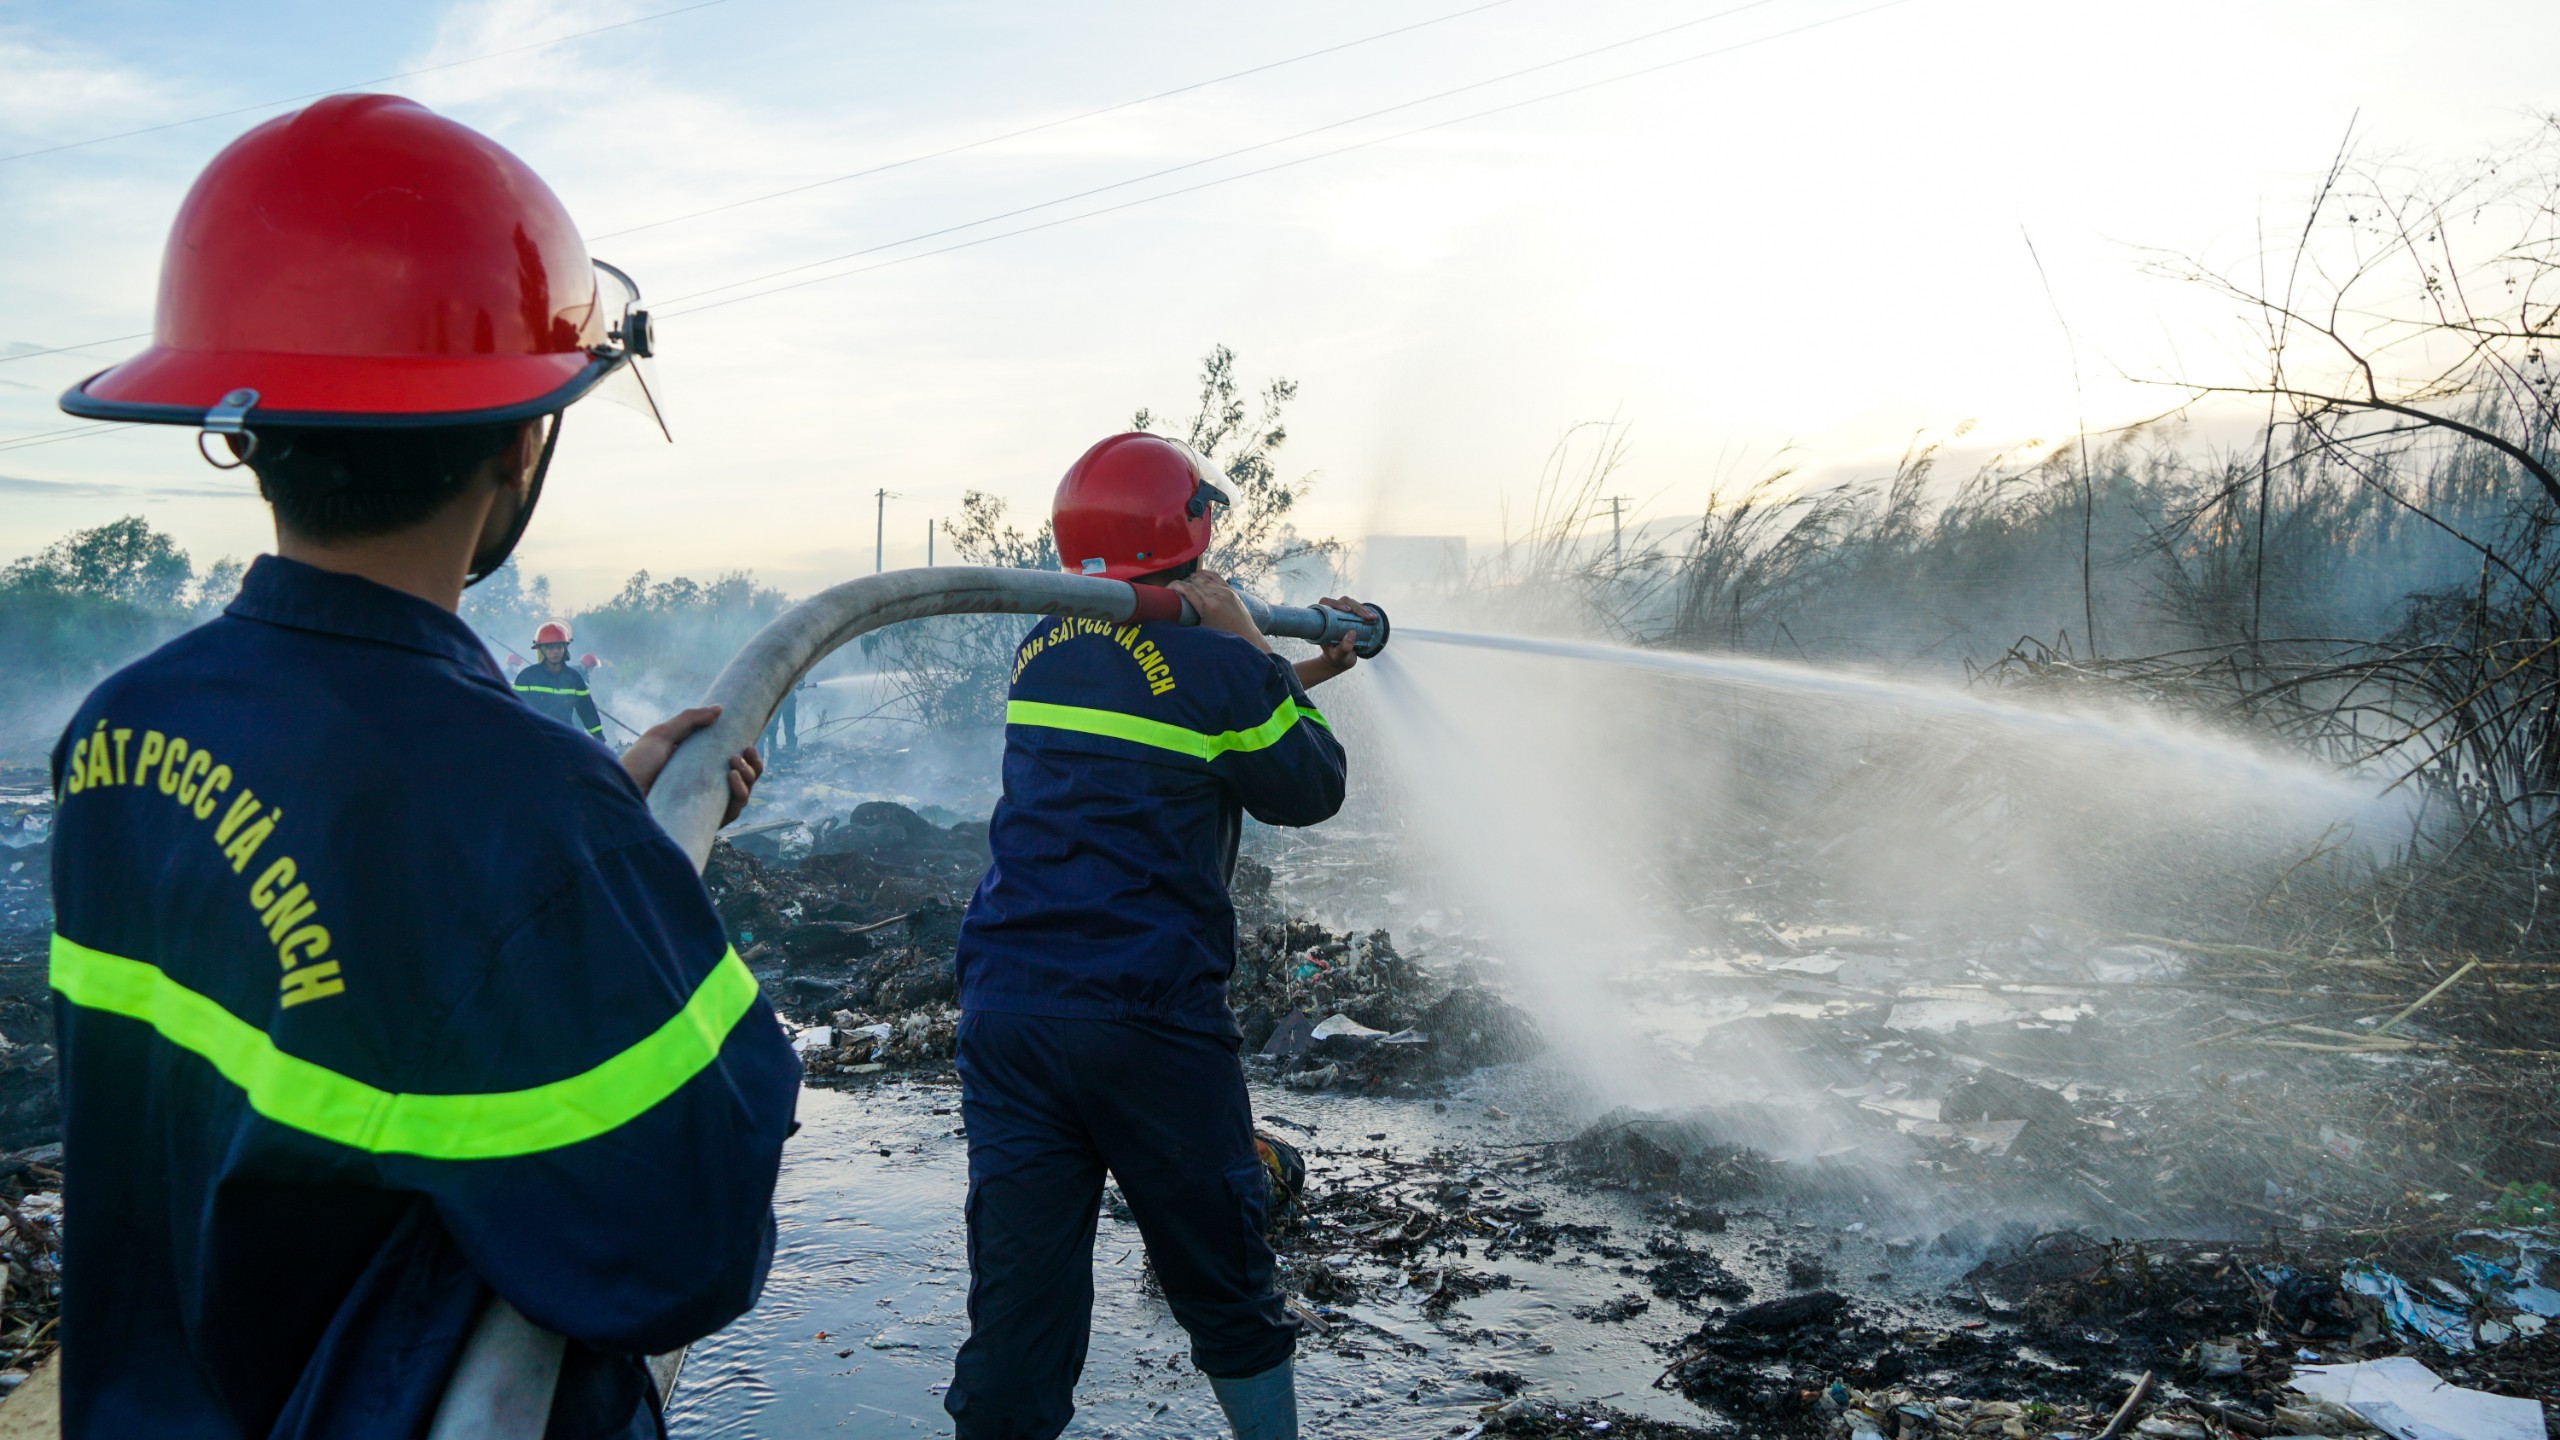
513 684 590 696
48 933 759 1160
1004 695 1328 762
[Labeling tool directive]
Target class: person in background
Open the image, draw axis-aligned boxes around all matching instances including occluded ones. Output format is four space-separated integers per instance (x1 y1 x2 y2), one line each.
515 619 605 741
760 678 808 756
45 93 796 1440
944 431 1377 1440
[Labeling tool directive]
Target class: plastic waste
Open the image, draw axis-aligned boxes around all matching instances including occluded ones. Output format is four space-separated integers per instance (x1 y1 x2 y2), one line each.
1259 1010 1318 1063
2289 1356 2546 1440
2340 1260 2475 1351
2455 1230 2560 1319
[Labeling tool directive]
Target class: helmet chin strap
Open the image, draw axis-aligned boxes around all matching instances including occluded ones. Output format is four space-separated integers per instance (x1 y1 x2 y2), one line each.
465 413 562 587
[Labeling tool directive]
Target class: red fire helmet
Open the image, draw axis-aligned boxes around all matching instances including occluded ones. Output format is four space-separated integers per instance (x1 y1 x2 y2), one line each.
59 94 666 447
1051 433 1231 583
577 653 601 670
533 621 572 646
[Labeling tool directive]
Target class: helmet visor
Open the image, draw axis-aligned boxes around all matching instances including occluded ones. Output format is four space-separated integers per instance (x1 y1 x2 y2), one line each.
590 260 670 441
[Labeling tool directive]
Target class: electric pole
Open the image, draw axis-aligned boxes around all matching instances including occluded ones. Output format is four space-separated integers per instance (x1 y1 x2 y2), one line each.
1601 496 1631 572
926 519 935 567
874 488 887 574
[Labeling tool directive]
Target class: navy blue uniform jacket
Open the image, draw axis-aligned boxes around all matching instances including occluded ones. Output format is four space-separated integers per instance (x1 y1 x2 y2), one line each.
46 557 801 1440
956 615 1347 1039
512 661 605 741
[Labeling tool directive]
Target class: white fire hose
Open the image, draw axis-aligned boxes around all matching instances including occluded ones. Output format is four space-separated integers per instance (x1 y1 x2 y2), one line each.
426 566 1386 1436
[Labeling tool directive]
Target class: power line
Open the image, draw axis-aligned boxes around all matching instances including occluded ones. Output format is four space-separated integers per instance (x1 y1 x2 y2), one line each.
0 333 151 367
0 422 132 453
0 0 734 165
661 0 1794 308
0 0 1525 363
9 0 1795 358
1 0 1917 455
585 0 1528 242
664 0 1916 319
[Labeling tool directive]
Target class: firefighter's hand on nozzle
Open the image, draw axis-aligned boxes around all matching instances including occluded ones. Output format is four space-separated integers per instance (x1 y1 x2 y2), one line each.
622 704 764 828
1170 572 1272 654
1296 596 1378 689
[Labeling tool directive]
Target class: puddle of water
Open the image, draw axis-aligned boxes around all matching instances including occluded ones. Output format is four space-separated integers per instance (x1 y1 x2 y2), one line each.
670 1067 2000 1437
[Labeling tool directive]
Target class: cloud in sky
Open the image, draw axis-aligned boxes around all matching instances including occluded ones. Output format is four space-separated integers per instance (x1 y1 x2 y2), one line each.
0 472 245 502
2 0 2556 602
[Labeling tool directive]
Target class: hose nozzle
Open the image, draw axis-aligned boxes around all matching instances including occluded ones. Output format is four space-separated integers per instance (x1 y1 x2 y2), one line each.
1265 596 1391 659
1133 585 1390 657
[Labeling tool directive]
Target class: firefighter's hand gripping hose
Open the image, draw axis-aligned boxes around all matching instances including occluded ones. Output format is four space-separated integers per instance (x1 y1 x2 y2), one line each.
426 565 1384 1436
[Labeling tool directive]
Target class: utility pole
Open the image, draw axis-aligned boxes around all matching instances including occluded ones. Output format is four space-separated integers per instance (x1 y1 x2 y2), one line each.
874 488 887 574
926 519 935 567
1601 496 1631 572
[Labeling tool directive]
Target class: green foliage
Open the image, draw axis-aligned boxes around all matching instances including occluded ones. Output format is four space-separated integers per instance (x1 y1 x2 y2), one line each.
2492 1180 2556 1226
1 516 193 610
887 493 1056 728
193 557 245 617
0 517 241 749
1132 343 1335 588
575 568 793 720
458 558 555 651
942 489 1059 572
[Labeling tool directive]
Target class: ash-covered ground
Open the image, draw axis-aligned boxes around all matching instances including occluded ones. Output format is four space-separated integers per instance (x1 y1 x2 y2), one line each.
692 743 2560 1438
1 739 2555 1434
0 769 62 1396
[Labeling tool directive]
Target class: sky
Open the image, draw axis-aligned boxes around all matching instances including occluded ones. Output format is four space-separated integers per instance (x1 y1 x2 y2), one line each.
2 0 2555 605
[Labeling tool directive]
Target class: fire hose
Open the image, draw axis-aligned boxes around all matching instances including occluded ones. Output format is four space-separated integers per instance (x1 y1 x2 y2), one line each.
425 567 1386 1436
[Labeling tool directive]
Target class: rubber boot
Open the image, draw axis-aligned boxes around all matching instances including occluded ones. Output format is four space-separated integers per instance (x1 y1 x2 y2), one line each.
1208 1360 1298 1440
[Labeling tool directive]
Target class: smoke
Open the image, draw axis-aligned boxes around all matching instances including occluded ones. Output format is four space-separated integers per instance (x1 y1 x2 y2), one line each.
1330 627 2397 1151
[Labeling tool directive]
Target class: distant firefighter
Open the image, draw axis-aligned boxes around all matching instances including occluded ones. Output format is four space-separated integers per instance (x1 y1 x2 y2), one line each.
514 620 605 741
761 678 807 754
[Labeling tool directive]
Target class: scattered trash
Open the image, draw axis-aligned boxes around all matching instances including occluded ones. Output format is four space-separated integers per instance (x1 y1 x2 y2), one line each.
2289 1356 2547 1440
2340 1261 2476 1352
2454 1230 2560 1319
1230 921 1539 1091
1310 1013 1386 1042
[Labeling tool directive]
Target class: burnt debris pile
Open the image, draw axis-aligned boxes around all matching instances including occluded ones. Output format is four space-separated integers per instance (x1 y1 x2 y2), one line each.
1557 1113 1780 1204
1230 920 1542 1093
1648 1222 2560 1438
704 801 980 1077
709 806 1545 1091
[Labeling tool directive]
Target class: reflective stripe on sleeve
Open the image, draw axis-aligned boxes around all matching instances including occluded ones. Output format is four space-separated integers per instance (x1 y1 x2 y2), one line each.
48 933 760 1160
1004 695 1328 761
513 684 590 696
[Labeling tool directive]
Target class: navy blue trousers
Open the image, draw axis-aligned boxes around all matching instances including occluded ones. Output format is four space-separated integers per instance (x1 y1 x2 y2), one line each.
944 1011 1296 1440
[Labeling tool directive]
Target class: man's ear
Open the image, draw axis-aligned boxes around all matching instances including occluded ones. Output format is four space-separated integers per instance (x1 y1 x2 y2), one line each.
498 417 547 494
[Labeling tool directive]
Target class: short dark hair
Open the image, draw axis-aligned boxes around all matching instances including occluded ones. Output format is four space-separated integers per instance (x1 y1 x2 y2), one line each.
1132 558 1201 586
245 421 526 542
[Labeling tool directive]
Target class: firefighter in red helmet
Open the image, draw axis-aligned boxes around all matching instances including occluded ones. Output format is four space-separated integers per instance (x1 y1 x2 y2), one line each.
516 619 605 741
944 432 1376 1440
45 94 793 1439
